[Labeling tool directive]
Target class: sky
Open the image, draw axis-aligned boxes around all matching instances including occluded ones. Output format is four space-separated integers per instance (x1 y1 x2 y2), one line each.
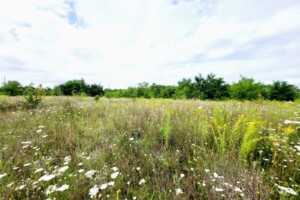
0 0 300 89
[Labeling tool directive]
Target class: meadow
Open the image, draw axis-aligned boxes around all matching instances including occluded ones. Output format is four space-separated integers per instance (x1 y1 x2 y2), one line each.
0 96 299 199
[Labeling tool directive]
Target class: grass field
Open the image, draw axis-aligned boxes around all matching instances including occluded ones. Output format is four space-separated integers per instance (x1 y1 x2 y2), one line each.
0 96 299 199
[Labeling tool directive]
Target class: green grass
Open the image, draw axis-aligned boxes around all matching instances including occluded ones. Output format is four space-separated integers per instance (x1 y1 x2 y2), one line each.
0 96 299 199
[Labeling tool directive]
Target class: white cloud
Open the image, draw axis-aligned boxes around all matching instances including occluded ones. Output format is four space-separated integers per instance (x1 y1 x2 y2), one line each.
0 0 300 88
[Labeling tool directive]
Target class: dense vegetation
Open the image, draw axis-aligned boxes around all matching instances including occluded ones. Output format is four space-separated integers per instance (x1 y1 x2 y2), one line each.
0 74 299 101
0 97 299 199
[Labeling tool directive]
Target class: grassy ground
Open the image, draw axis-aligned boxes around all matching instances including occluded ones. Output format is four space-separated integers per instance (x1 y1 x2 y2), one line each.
0 96 299 199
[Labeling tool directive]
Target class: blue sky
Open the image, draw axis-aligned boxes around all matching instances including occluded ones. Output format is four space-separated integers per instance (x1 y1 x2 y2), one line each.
0 0 300 88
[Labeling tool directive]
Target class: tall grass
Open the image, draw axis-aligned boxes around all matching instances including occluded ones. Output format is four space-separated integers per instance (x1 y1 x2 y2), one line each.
0 97 299 199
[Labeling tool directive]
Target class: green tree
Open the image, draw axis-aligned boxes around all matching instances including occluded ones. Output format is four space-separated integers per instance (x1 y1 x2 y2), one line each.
2 81 23 96
176 78 194 99
59 79 88 96
52 86 63 96
87 83 104 97
269 81 298 101
193 73 229 100
230 76 267 100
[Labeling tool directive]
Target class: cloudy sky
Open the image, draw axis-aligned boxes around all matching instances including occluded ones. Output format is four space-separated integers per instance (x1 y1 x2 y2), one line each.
0 0 300 89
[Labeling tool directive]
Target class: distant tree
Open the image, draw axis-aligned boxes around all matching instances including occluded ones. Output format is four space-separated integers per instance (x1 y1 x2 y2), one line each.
176 78 194 99
193 73 230 100
59 79 88 96
230 76 267 100
87 83 104 97
2 81 23 96
52 86 63 96
269 81 298 101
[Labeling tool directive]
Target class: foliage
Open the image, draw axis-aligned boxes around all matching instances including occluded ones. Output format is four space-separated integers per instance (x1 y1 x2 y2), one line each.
58 79 104 96
1 80 23 96
269 81 298 101
193 73 230 100
24 84 43 108
230 76 268 100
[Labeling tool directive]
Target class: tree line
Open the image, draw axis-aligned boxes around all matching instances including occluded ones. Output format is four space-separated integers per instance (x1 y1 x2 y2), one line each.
0 74 299 101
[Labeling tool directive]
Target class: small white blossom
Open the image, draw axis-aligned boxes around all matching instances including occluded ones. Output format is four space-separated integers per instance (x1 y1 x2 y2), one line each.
139 178 146 185
39 174 56 181
24 163 32 167
21 141 32 145
85 170 97 178
277 184 298 195
176 188 183 195
111 167 118 172
108 181 114 186
46 185 57 195
136 167 141 171
100 183 108 190
0 173 8 179
15 185 26 190
180 173 185 179
78 169 84 173
89 185 99 198
213 172 219 178
34 168 43 174
36 129 43 133
58 166 69 173
234 187 242 193
215 187 224 192
111 171 119 179
56 184 69 191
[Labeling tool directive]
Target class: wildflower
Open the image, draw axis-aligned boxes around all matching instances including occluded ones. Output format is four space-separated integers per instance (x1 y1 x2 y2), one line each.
108 181 114 186
42 135 48 138
39 174 56 181
21 141 32 145
234 187 242 192
46 185 57 195
6 182 14 187
139 178 146 185
64 156 71 163
284 120 300 125
34 168 43 174
276 184 298 195
38 125 45 129
22 145 30 149
56 184 69 191
111 167 118 172
205 169 210 173
0 173 8 179
85 170 97 178
294 145 300 151
78 169 84 173
58 166 69 173
78 162 83 166
36 129 43 133
213 172 219 178
24 163 32 167
215 187 224 192
176 188 183 195
129 137 134 141
100 183 108 190
136 167 141 171
89 185 99 198
180 173 185 179
111 171 119 179
16 185 26 190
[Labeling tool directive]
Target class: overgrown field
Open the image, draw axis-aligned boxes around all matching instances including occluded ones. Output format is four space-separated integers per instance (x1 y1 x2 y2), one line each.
0 96 299 199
